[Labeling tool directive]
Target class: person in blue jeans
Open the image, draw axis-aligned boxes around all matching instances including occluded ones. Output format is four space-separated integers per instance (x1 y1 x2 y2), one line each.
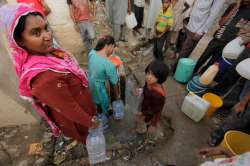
67 0 96 53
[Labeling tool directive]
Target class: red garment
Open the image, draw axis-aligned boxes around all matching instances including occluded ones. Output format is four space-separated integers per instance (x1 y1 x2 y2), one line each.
247 42 250 48
71 0 90 22
31 71 97 143
17 0 45 16
141 84 166 126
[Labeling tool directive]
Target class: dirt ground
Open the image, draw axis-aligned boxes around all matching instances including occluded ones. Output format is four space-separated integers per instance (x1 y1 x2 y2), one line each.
0 1 228 166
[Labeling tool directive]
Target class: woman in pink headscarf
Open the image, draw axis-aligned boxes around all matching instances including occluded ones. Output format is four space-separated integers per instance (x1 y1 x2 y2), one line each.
0 4 98 143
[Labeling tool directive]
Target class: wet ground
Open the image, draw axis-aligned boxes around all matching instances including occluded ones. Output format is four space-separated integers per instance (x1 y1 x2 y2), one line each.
0 1 225 166
0 47 221 166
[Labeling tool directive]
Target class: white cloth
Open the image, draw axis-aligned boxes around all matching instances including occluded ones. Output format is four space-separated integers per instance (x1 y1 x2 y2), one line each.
134 0 145 7
106 0 128 25
200 152 250 166
145 0 162 29
187 0 225 35
172 0 185 31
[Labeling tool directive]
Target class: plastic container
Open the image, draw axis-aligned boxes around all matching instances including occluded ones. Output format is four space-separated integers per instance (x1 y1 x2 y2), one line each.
86 128 106 165
181 93 210 122
220 131 250 155
174 58 196 83
199 63 219 85
125 12 137 29
222 37 245 60
187 75 208 96
112 100 125 120
97 113 108 130
236 58 250 80
214 56 233 83
202 93 223 117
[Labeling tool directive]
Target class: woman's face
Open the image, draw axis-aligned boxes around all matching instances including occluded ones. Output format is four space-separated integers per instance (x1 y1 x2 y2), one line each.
105 44 115 57
145 71 158 85
18 15 53 54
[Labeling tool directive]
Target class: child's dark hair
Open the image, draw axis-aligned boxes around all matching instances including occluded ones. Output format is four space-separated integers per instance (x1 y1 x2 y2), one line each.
145 60 169 84
14 12 43 42
95 35 115 51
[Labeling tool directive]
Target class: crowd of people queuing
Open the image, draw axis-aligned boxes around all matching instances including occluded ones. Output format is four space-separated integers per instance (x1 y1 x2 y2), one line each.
0 0 250 164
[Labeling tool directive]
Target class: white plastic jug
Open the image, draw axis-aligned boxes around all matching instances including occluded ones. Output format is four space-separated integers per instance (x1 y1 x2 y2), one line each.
222 37 245 60
181 93 210 122
199 63 219 85
86 128 106 165
236 58 250 80
125 12 137 29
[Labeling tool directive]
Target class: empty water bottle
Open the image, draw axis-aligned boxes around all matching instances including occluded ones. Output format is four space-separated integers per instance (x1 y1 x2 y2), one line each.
112 100 125 120
86 127 106 165
97 113 109 130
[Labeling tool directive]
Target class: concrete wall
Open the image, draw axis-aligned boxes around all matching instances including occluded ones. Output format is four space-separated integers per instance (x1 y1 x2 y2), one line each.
0 27 37 127
0 0 88 127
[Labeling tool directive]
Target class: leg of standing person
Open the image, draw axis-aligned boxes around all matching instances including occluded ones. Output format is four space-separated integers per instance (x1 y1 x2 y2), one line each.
145 28 152 41
153 32 168 60
113 24 121 42
120 24 126 41
199 50 223 74
137 6 144 29
134 5 140 30
172 29 199 72
178 29 200 59
79 22 93 53
86 22 95 52
193 38 226 74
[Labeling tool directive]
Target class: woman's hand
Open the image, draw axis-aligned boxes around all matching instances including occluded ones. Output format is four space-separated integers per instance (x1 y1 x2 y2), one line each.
199 146 225 158
90 116 99 129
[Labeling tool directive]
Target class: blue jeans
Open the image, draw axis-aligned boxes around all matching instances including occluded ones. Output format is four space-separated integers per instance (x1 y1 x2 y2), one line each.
78 21 95 52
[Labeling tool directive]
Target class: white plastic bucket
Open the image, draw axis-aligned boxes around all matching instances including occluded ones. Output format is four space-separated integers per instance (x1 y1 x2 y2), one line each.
222 37 245 60
236 58 250 80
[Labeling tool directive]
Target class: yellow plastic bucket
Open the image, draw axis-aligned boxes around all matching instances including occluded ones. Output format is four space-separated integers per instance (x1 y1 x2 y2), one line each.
220 131 250 155
202 93 223 117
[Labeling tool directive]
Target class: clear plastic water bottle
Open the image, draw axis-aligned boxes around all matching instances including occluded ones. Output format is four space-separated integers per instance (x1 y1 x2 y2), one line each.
112 100 125 120
86 127 106 165
97 113 109 130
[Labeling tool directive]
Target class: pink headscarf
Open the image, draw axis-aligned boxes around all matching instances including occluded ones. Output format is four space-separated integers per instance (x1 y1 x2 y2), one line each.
0 4 88 137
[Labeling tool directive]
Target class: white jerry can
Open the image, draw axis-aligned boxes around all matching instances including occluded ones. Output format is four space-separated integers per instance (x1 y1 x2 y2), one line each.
181 93 210 122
